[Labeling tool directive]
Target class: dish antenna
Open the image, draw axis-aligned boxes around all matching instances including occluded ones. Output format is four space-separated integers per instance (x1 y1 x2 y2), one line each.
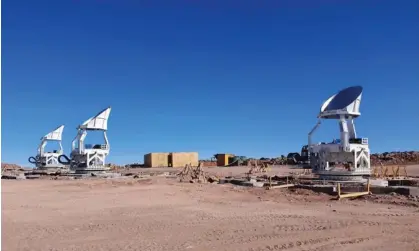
59 107 112 173
28 125 65 169
307 86 370 180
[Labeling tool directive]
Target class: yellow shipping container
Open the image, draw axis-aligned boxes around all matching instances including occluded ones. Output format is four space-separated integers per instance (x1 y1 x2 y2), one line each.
169 152 199 167
144 153 170 167
216 153 234 166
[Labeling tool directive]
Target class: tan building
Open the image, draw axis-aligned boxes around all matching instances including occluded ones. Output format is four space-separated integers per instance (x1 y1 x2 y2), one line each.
144 152 170 167
169 152 199 167
144 152 199 168
215 153 234 166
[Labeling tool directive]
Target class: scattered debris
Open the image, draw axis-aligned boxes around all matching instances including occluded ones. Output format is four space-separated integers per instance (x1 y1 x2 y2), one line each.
246 161 270 178
357 194 419 207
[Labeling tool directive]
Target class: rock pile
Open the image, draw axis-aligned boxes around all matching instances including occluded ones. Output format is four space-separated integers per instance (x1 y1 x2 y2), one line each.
177 163 218 183
371 151 419 166
1 163 25 179
1 163 24 171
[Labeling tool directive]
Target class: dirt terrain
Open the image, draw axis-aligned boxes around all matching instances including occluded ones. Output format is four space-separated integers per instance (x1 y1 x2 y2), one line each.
3 166 419 251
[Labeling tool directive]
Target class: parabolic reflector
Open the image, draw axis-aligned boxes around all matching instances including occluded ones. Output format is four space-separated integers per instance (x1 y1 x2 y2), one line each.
80 107 111 131
319 86 363 119
42 125 64 141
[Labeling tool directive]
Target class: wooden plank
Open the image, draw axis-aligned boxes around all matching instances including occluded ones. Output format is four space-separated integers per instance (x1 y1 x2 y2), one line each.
266 184 295 190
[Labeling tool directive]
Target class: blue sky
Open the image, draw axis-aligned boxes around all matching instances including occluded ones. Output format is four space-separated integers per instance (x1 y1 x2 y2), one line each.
2 0 418 166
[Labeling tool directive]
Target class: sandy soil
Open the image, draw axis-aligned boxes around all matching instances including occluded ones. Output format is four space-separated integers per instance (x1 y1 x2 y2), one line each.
406 164 419 177
3 169 419 251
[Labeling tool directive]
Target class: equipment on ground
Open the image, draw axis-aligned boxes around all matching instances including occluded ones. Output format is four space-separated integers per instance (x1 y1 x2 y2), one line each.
286 152 300 165
228 156 248 166
59 107 111 173
299 145 310 167
214 154 249 166
28 125 65 169
307 86 371 180
286 145 310 167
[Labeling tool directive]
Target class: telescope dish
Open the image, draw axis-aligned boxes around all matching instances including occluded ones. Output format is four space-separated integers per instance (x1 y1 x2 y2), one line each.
80 107 111 131
318 86 363 119
60 106 112 173
307 85 370 180
42 125 64 141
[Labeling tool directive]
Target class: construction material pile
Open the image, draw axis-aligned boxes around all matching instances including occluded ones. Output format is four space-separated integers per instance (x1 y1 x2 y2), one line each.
1 163 24 171
1 163 24 174
177 163 218 183
371 151 419 165
247 161 270 176
1 163 25 179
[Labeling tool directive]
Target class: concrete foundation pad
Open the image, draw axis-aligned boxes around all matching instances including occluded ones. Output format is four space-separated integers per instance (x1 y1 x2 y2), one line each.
295 183 419 197
93 173 122 178
229 179 246 186
60 173 90 177
226 179 266 188
376 186 419 196
388 179 419 187
295 184 336 194
367 179 388 187
252 182 265 188
240 181 255 187
218 178 233 184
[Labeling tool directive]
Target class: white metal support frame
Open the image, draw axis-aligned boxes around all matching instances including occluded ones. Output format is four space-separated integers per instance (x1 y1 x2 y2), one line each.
60 107 112 173
307 86 371 180
28 125 65 169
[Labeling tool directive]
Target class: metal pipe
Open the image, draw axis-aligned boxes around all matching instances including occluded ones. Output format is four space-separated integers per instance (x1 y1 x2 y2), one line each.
339 115 350 152
103 131 109 151
308 119 321 146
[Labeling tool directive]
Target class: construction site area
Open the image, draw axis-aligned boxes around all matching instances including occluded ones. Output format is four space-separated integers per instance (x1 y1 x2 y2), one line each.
3 164 419 251
2 86 419 251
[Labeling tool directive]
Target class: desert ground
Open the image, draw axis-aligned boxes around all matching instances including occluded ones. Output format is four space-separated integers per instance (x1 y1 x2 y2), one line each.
2 166 419 251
